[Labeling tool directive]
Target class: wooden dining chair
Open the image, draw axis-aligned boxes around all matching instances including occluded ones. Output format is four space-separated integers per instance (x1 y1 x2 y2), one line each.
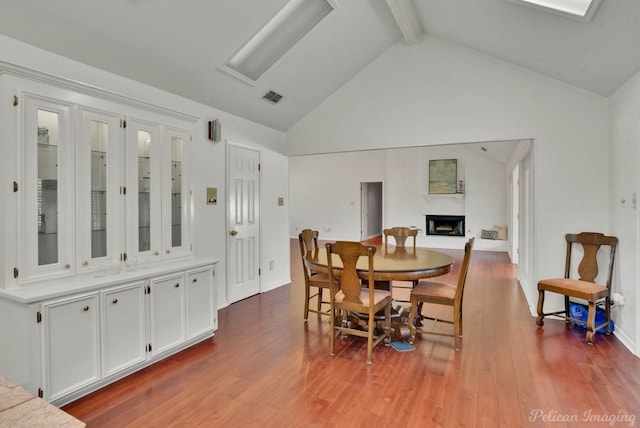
407 237 474 350
384 227 418 303
383 227 417 250
536 232 618 344
326 241 391 364
298 229 332 320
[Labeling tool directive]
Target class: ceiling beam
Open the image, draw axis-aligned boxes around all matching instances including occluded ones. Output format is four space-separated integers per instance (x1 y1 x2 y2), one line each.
386 0 423 45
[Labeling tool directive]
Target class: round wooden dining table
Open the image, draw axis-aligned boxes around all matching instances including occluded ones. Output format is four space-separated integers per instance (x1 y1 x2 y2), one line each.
304 245 454 282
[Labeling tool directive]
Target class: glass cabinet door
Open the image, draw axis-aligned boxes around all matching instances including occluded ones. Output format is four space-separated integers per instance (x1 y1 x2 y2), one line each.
163 127 191 258
37 110 59 266
22 95 74 281
126 118 162 263
77 108 123 273
17 91 194 283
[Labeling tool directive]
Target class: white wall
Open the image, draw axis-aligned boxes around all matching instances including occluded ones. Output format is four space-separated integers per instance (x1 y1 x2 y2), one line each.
259 149 292 292
0 34 290 309
289 150 386 240
609 69 640 353
286 35 612 334
289 144 508 252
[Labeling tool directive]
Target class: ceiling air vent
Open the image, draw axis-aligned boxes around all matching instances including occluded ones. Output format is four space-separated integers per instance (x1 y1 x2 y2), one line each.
263 90 283 104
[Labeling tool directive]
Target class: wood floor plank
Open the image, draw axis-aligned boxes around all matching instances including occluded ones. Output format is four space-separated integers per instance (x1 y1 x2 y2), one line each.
62 239 640 427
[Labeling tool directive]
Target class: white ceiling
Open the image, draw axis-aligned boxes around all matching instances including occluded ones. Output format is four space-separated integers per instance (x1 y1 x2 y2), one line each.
1 0 639 132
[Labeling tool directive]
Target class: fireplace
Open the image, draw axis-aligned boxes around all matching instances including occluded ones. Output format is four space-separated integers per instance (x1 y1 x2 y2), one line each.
425 215 465 237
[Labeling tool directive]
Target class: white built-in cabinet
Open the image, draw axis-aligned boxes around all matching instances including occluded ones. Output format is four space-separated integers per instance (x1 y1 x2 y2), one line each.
23 263 217 405
0 75 218 407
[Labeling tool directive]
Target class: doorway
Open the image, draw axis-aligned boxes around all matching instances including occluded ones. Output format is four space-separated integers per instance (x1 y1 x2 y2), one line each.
360 182 383 241
511 163 520 264
226 143 261 304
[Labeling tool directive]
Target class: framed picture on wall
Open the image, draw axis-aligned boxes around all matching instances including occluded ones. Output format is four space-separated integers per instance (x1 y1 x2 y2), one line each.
429 159 457 194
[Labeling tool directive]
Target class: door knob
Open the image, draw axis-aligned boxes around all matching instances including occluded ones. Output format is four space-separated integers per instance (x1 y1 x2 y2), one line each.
230 230 238 236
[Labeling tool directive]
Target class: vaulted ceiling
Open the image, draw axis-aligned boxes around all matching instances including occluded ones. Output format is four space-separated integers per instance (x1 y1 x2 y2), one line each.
1 0 639 132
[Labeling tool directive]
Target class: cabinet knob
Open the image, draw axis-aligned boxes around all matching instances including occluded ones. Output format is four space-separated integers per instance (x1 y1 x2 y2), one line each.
192 278 197 283
175 283 180 288
166 249 170 254
83 306 90 311
154 251 159 256
65 264 71 270
112 299 118 304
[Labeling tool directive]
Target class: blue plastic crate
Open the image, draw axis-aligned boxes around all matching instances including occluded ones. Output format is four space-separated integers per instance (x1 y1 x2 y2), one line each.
568 302 614 334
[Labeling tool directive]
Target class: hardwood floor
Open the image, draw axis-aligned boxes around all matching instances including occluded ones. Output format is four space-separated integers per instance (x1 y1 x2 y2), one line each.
63 240 640 427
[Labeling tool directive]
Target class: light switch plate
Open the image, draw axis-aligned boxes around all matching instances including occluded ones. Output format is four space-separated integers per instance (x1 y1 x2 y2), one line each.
207 187 217 205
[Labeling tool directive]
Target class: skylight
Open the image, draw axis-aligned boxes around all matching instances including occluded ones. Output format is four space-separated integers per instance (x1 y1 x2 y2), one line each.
221 0 334 84
508 0 601 22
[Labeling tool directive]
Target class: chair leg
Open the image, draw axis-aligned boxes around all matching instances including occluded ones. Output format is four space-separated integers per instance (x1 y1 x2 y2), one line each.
453 302 462 350
536 289 545 327
329 307 336 356
605 297 612 335
586 301 597 345
317 288 323 312
366 310 375 365
385 301 391 345
564 296 572 325
416 302 424 327
304 284 310 320
407 297 418 344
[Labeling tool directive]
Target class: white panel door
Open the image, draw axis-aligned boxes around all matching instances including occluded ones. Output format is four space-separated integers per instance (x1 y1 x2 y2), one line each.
42 292 100 401
227 144 260 304
101 281 146 377
149 273 186 356
186 266 215 339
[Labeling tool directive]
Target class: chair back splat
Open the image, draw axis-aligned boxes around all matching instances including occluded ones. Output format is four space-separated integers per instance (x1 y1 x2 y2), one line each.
383 227 419 302
537 232 618 345
565 232 617 284
326 241 391 364
383 227 417 250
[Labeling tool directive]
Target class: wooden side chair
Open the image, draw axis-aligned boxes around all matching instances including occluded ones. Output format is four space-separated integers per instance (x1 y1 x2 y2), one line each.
383 227 417 250
384 227 418 303
407 237 474 350
326 241 391 364
536 232 618 344
298 229 332 320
